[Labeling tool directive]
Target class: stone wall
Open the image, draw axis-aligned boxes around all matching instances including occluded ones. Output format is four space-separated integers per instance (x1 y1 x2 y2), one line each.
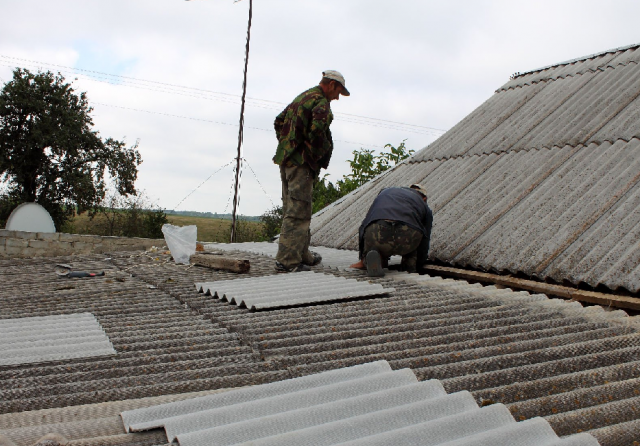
0 229 165 258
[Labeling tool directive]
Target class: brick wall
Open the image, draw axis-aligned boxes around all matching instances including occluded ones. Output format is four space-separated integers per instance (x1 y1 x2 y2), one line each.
0 230 165 258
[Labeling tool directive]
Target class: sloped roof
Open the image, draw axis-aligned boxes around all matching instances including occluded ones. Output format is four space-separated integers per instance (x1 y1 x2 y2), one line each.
310 43 640 292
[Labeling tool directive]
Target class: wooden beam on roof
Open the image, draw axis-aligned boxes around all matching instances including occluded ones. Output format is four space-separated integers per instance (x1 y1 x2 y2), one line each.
191 253 250 274
422 264 640 312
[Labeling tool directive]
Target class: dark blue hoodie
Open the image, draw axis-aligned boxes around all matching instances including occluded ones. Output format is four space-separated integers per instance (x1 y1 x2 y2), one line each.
358 187 433 264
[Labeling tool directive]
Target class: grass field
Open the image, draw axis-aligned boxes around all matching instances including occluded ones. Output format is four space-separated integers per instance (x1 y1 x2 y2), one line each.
166 214 265 243
68 213 265 243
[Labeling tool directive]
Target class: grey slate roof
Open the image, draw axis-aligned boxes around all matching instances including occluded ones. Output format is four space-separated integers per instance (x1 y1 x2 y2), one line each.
310 43 640 293
120 361 598 446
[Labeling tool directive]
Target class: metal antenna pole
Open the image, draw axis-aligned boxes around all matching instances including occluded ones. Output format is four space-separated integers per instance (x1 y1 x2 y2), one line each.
230 0 253 243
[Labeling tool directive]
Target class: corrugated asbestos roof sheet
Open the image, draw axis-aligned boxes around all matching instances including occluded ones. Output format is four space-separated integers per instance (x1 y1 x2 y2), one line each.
120 361 598 446
204 242 401 270
310 43 640 292
195 271 394 310
2 251 640 445
0 253 288 420
0 313 115 366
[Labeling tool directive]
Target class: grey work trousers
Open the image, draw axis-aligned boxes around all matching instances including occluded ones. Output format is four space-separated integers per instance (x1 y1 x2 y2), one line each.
276 163 315 268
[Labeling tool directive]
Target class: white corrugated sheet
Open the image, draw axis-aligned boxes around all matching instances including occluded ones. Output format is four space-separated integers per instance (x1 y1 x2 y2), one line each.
195 272 394 310
0 313 116 366
120 360 599 446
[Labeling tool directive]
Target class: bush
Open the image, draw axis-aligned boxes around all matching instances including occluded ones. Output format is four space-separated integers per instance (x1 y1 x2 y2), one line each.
224 216 266 243
0 194 18 228
260 205 283 240
312 140 415 212
86 191 168 239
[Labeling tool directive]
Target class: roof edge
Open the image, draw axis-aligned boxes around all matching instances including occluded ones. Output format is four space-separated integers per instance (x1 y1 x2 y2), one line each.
513 42 640 79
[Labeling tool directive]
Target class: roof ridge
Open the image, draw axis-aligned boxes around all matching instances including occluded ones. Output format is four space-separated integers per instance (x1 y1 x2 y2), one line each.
512 42 640 79
412 137 638 164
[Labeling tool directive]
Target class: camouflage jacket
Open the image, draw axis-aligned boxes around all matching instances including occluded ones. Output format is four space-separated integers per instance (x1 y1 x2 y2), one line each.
273 86 334 172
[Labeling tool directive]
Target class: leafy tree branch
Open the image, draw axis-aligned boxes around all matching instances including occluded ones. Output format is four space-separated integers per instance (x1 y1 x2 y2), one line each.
0 68 142 229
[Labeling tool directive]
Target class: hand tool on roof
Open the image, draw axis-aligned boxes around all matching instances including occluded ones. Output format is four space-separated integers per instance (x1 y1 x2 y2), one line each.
55 264 105 278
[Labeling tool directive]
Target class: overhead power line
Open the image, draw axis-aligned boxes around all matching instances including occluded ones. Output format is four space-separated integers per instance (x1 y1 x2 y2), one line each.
0 55 447 136
92 102 390 149
230 0 253 242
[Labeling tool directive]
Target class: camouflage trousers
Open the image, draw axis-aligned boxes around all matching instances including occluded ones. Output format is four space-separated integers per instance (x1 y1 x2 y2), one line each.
276 163 316 268
363 220 424 273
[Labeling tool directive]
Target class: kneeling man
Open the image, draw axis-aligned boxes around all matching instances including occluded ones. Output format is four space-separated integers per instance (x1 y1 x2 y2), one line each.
356 184 433 277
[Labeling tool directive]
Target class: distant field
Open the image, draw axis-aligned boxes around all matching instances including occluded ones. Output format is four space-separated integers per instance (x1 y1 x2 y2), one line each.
69 213 265 243
166 214 264 243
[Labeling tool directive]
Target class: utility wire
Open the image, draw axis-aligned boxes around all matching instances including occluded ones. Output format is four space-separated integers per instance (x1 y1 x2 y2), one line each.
93 102 271 132
0 55 447 135
92 101 390 149
242 157 275 207
223 166 237 214
230 0 252 242
173 159 234 210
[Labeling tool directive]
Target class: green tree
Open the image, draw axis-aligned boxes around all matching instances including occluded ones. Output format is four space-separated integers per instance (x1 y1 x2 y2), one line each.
73 190 168 239
314 139 415 210
260 204 283 239
0 68 142 229
224 216 265 243
258 140 415 240
312 174 342 213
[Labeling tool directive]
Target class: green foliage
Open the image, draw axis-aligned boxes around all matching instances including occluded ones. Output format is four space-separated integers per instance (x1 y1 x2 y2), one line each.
224 216 266 243
260 205 283 240
143 207 169 239
164 210 261 222
312 139 415 212
0 68 142 230
232 141 413 241
85 191 168 239
0 194 19 228
312 175 342 214
338 148 377 194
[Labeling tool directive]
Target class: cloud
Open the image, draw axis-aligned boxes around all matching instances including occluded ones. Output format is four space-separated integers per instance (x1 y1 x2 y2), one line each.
1 0 639 215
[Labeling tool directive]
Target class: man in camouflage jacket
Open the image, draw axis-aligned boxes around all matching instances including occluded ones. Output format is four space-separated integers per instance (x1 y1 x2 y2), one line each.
273 70 350 272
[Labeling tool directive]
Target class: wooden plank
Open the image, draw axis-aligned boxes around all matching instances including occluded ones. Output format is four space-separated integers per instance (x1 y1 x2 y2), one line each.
191 253 250 273
422 264 640 311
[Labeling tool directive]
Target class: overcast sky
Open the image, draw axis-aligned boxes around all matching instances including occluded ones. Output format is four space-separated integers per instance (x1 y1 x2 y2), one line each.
1 0 639 216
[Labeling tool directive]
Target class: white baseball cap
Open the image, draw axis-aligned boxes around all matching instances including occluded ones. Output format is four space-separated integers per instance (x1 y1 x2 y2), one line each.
323 70 350 96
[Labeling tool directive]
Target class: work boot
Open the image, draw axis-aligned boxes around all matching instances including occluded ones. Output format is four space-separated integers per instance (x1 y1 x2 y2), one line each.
275 261 311 273
365 250 385 277
302 250 322 266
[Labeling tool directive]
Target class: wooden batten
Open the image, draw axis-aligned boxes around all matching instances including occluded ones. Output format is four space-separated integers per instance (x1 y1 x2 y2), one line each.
422 264 640 312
